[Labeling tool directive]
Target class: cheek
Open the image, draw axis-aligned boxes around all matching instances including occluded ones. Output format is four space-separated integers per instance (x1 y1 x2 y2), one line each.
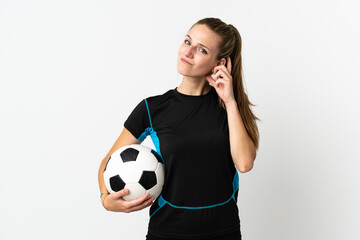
178 44 186 55
197 58 214 71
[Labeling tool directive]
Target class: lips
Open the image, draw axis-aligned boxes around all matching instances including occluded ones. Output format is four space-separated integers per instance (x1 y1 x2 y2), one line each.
181 58 192 65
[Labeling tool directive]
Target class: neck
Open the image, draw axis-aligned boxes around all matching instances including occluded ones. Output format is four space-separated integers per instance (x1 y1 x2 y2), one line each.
177 76 212 96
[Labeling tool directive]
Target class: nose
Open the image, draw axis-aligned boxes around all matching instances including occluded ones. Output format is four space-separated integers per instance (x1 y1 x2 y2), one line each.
184 46 194 58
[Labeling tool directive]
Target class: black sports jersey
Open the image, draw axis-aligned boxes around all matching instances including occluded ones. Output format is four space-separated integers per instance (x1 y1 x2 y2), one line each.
124 86 241 239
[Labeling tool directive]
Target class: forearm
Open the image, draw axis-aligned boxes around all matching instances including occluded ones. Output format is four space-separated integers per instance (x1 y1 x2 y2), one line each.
225 101 256 172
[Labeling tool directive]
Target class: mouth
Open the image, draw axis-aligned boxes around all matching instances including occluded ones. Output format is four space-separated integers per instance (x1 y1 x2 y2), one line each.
180 58 192 65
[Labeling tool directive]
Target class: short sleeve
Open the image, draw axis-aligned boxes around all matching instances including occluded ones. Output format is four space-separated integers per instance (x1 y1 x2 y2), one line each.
123 99 149 141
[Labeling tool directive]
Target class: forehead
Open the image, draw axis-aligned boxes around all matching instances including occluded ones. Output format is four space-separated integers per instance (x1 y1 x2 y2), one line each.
187 24 220 51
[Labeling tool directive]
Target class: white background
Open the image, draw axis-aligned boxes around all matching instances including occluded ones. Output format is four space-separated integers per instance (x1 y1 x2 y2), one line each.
1 0 359 239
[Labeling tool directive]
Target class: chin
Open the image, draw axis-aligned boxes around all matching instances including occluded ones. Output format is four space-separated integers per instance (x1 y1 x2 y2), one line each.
177 62 208 78
177 64 189 76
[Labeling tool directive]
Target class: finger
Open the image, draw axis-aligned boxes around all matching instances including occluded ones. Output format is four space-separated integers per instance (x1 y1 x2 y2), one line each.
124 192 150 208
214 79 226 88
227 56 232 73
213 66 231 79
128 197 155 212
113 188 129 198
205 74 216 86
214 69 230 80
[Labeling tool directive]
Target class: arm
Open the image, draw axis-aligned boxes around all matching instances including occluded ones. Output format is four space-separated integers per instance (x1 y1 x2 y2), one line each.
225 101 257 173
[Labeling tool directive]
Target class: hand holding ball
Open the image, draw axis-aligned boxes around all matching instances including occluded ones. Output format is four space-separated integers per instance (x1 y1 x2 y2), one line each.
103 144 165 201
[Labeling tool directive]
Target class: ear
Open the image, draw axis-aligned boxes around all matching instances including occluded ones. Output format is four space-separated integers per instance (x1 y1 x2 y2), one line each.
216 58 227 67
210 58 227 74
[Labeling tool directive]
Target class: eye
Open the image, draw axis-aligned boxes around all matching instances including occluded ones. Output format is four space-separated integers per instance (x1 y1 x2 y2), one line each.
200 48 208 54
184 39 190 45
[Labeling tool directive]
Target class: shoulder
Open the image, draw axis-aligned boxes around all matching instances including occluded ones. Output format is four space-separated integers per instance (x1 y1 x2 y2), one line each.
144 88 175 105
140 88 175 116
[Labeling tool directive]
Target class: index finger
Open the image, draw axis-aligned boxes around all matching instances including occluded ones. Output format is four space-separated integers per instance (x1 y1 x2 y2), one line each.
227 56 232 73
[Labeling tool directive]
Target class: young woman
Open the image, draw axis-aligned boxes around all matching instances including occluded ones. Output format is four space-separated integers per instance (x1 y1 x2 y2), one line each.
98 17 260 240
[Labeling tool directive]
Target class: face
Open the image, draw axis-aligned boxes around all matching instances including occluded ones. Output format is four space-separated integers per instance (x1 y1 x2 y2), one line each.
177 24 224 78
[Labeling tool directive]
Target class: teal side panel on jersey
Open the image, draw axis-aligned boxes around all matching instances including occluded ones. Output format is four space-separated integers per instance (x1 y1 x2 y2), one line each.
136 98 164 166
138 130 148 142
150 195 167 218
149 129 165 165
138 127 165 165
232 169 239 201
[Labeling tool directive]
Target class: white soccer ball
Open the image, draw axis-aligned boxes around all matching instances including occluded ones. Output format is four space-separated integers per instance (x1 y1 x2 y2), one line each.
103 144 165 201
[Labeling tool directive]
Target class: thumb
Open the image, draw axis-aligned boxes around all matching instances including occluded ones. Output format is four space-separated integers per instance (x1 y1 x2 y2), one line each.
114 188 129 198
205 74 216 86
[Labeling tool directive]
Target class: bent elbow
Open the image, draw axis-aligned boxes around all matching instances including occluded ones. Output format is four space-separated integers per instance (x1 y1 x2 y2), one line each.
238 161 254 173
239 165 252 173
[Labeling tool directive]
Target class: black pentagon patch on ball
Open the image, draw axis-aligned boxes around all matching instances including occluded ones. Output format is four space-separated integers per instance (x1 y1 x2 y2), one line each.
110 174 126 192
151 149 163 163
120 147 139 163
139 171 157 190
103 155 111 172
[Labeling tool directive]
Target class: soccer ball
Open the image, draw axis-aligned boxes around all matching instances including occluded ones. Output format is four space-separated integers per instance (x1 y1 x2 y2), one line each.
103 144 165 201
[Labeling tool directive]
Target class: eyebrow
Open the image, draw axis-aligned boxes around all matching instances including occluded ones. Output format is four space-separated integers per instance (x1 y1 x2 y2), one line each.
186 35 211 51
